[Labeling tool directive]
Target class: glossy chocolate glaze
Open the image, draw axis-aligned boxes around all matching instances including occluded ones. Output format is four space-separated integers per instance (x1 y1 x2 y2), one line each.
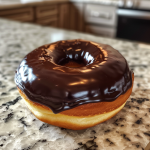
15 39 133 114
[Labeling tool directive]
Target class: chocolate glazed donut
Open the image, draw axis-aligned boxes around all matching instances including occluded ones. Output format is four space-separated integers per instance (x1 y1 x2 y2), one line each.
15 39 133 114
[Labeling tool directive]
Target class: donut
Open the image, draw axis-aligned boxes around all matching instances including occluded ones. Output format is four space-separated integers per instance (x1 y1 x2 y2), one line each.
15 39 134 130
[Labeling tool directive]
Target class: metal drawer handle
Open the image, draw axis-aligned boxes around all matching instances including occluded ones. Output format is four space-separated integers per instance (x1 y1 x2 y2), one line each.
117 9 150 20
90 10 111 19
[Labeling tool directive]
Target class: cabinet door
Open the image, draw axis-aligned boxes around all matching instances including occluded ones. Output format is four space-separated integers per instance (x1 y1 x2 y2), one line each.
70 3 84 31
36 16 58 27
0 7 34 22
36 5 58 19
85 4 117 27
86 25 116 38
58 3 70 29
35 4 58 28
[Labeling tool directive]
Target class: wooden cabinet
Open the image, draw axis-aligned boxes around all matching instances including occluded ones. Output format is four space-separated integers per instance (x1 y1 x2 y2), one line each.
58 3 70 29
35 4 58 27
0 7 34 22
36 5 58 19
36 16 58 27
70 3 84 32
0 2 118 38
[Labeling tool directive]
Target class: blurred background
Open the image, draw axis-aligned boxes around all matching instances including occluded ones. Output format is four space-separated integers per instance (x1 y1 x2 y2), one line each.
0 0 150 43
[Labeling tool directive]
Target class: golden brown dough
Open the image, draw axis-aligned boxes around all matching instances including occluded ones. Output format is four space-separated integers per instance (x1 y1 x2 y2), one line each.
17 74 134 130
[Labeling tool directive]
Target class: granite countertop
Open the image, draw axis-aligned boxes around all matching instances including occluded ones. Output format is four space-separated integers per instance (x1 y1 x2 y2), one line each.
0 18 150 150
0 0 122 9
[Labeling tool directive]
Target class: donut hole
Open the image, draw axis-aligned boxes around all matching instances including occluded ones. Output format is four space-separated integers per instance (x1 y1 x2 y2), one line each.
57 51 93 68
52 40 104 68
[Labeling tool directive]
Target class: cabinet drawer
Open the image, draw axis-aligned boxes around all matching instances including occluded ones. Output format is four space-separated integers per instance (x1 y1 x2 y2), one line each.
86 25 116 38
36 5 58 19
70 3 84 31
0 7 34 21
36 16 58 27
84 4 117 27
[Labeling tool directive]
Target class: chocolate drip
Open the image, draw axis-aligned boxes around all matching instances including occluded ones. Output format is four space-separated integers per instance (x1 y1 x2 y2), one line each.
15 39 133 114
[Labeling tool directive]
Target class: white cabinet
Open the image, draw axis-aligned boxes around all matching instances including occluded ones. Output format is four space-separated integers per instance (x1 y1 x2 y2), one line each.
86 25 116 38
84 4 117 38
85 4 117 27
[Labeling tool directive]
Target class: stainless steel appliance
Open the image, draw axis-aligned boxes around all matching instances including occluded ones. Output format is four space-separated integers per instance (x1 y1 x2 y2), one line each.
117 5 150 43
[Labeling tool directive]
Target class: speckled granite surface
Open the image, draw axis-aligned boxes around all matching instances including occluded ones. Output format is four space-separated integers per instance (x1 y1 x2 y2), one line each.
0 19 150 150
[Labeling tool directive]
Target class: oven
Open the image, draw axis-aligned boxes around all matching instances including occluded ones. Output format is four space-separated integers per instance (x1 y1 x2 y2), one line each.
116 8 150 43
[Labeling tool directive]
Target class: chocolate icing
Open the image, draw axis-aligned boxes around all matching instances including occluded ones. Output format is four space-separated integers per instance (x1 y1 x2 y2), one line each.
15 39 133 114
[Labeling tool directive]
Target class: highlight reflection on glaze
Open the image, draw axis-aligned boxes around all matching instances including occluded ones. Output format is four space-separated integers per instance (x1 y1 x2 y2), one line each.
15 39 133 114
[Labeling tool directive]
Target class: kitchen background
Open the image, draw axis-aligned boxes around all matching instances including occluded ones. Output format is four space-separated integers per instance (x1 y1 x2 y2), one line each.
0 0 150 44
1 1 150 150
